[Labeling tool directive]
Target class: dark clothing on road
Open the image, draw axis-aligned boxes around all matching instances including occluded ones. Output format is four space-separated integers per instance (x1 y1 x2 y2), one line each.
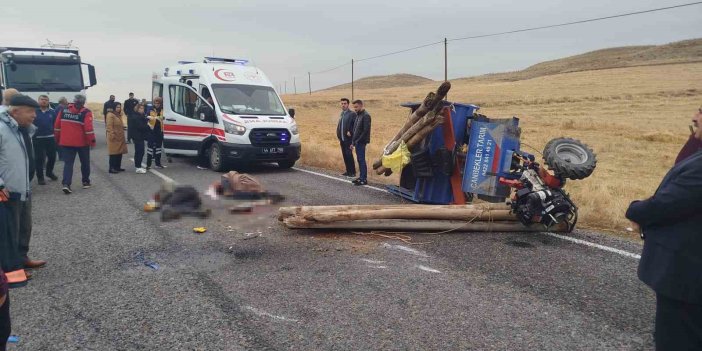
33 137 57 181
340 141 356 176
351 110 371 146
62 147 90 187
626 150 702 349
675 135 702 165
336 109 356 142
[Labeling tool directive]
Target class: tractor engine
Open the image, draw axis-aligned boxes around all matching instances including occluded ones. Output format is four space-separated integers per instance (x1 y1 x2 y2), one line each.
512 168 578 231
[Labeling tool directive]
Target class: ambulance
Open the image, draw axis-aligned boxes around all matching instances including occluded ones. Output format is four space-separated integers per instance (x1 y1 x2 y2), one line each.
152 57 300 171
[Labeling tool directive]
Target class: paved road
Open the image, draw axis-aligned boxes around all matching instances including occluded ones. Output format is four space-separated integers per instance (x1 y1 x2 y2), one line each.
10 123 653 350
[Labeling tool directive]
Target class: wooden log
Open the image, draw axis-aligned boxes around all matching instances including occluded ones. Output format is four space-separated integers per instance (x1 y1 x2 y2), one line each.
278 203 511 220
407 117 444 149
301 208 515 223
282 218 568 233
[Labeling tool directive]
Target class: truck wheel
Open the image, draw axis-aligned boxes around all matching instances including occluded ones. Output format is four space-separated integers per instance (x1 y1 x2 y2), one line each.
209 143 225 172
278 160 296 169
543 138 596 180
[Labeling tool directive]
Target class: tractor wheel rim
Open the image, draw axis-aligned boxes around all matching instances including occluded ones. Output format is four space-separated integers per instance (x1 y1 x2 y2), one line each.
555 143 589 165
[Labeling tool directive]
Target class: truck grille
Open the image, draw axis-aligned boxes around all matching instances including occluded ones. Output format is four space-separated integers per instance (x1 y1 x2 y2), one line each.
249 128 291 146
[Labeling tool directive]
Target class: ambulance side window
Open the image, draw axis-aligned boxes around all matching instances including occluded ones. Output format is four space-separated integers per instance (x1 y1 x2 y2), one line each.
152 83 163 101
169 85 207 120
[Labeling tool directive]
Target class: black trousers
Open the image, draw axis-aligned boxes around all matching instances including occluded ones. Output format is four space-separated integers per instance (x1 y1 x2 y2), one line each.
146 133 163 167
0 296 10 351
0 203 22 272
33 137 57 180
5 196 31 264
655 293 702 350
109 154 123 171
340 141 356 175
133 137 145 168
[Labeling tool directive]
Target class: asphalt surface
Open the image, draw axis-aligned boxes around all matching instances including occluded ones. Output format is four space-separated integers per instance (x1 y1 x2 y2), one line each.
9 122 654 350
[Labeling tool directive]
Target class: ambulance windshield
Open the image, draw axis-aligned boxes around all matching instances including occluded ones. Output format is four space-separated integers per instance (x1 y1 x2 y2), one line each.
212 84 286 116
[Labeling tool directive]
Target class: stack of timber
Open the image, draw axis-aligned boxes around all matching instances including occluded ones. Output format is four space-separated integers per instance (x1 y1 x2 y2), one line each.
278 204 568 232
371 81 452 176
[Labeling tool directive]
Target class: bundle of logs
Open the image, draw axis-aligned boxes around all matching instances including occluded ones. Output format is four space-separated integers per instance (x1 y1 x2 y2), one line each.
371 81 452 177
278 204 569 232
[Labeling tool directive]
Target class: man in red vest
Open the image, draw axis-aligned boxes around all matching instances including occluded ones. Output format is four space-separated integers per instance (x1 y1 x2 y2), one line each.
54 95 96 194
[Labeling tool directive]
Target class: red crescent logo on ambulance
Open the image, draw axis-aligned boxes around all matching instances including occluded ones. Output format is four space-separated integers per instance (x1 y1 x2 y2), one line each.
214 69 236 81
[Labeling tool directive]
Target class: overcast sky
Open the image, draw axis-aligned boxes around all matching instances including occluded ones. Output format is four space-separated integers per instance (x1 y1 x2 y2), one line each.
4 0 700 101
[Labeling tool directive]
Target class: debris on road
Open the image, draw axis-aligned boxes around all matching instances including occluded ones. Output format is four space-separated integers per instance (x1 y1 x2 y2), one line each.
144 260 160 270
193 227 208 234
146 180 212 221
7 335 19 343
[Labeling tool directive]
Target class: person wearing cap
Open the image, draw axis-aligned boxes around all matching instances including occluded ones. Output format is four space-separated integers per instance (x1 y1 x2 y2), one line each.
54 94 96 194
0 94 46 287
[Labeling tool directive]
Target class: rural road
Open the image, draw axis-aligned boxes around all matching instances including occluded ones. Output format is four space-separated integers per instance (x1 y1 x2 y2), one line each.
10 122 653 350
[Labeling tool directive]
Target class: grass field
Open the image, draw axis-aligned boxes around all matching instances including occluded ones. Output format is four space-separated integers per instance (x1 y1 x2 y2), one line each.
282 62 702 237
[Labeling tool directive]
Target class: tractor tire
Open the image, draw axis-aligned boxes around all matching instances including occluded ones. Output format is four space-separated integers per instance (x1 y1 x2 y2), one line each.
543 137 596 180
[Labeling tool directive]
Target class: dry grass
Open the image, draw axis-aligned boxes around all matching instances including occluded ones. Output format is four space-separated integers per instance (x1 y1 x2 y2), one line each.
282 62 702 238
324 73 433 91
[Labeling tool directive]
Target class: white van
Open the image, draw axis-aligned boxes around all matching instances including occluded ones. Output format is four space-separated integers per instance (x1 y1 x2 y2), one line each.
152 57 300 171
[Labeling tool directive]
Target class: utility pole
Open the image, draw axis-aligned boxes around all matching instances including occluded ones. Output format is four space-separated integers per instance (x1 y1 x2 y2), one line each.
351 59 354 101
308 72 311 95
284 81 287 94
444 37 448 82
294 77 297 95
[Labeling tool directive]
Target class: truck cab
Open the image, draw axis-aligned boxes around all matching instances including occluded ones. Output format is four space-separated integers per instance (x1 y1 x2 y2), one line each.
153 57 300 171
0 46 97 104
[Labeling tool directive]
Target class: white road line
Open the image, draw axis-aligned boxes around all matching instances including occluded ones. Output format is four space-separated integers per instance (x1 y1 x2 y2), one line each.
368 265 389 269
295 166 642 260
129 158 176 183
417 265 442 273
382 243 429 258
292 167 389 193
244 306 299 323
543 232 641 260
361 259 386 264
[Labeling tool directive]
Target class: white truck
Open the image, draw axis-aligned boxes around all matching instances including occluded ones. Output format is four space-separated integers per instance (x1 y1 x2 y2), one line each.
0 46 97 104
152 57 300 171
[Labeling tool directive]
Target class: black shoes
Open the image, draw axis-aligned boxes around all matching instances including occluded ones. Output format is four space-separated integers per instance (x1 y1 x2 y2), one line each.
37 179 46 185
117 168 126 172
341 172 357 178
82 182 92 189
109 169 119 174
47 173 58 181
62 185 72 194
352 178 367 186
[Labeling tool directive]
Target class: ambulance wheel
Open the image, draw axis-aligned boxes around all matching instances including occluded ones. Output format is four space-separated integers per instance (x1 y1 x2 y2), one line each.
543 138 596 180
278 160 296 169
209 143 225 172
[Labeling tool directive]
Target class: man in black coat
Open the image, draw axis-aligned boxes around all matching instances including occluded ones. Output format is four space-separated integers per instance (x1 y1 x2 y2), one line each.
102 95 116 122
123 93 139 144
336 98 356 178
626 126 702 350
351 100 371 186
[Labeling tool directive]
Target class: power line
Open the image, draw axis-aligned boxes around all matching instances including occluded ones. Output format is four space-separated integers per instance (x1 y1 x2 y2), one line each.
356 40 444 62
449 1 702 42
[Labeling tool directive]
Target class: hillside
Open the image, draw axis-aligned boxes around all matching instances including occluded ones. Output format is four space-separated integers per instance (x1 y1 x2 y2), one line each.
464 38 702 82
323 73 433 91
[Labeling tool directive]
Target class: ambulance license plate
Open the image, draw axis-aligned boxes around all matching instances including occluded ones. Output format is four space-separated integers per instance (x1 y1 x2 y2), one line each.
262 147 284 154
